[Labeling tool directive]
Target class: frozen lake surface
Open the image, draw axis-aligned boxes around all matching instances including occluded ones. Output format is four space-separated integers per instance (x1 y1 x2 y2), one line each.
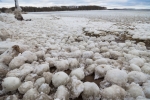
29 10 150 41
30 10 150 21
30 10 150 16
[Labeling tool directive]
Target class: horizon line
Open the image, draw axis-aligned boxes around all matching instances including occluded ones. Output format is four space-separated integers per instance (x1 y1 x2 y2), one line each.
0 5 150 10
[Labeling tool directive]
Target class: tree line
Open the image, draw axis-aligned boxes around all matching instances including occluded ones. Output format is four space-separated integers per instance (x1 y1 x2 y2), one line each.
0 5 107 13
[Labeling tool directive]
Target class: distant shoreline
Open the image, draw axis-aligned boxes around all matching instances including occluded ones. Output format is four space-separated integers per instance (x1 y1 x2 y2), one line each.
0 5 150 13
0 5 107 13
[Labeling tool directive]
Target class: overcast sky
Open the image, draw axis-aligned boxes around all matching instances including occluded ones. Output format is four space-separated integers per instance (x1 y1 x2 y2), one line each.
0 0 150 9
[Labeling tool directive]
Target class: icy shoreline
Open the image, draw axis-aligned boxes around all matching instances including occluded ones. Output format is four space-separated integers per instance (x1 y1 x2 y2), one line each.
0 11 150 100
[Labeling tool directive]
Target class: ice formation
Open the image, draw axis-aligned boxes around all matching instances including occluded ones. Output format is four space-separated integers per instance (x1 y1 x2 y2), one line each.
128 71 147 84
45 57 58 67
67 76 84 99
18 81 34 94
9 55 26 70
54 60 69 71
33 63 49 75
127 64 141 72
36 92 52 100
42 72 53 84
52 71 69 87
6 64 34 79
142 82 150 98
141 63 150 75
101 85 127 100
85 64 97 76
5 95 18 100
1 77 21 93
34 77 45 89
68 58 79 70
129 58 145 67
38 83 50 94
0 45 20 65
54 85 69 100
23 88 39 100
70 67 85 80
82 82 101 100
21 51 37 63
94 64 112 79
0 11 150 99
126 82 145 98
105 69 128 86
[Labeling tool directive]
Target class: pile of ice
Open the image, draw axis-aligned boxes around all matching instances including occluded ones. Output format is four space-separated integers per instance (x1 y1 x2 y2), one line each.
129 23 150 40
0 12 150 100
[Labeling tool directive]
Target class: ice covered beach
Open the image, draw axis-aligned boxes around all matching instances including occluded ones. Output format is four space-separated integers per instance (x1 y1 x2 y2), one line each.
0 10 150 100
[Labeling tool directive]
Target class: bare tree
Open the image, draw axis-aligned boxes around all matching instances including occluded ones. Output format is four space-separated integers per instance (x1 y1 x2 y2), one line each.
14 0 23 21
0 0 1 13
